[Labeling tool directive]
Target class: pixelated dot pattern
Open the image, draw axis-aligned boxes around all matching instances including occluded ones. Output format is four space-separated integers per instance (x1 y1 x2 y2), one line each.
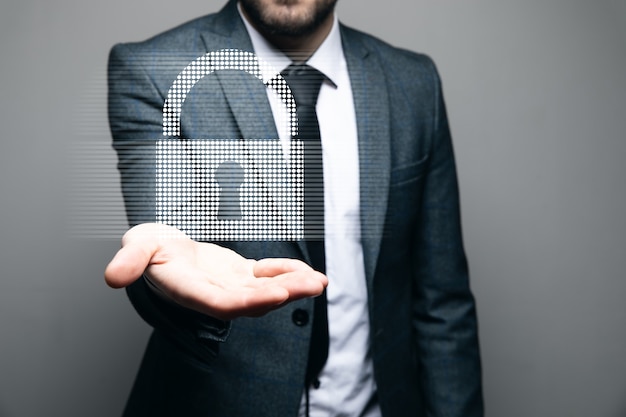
163 49 297 138
158 49 303 241
156 140 303 240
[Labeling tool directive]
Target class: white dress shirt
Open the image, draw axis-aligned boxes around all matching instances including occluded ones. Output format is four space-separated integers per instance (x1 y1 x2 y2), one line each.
239 6 381 417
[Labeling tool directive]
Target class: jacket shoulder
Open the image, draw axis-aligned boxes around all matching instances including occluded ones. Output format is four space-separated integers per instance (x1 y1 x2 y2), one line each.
110 0 242 58
110 14 218 58
340 24 438 74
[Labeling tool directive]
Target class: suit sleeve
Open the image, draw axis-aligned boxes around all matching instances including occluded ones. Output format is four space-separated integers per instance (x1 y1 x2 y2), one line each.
412 59 484 416
107 43 230 361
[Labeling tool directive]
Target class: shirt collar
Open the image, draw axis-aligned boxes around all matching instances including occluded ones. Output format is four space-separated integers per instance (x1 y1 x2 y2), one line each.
237 2 344 87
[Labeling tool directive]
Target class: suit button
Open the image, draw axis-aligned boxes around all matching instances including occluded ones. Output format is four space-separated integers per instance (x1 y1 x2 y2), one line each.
292 309 309 326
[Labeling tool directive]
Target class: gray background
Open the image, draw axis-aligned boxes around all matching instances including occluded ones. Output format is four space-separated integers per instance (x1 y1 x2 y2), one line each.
1 0 625 416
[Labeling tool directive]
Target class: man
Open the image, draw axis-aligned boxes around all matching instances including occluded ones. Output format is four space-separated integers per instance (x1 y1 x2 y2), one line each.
106 0 483 416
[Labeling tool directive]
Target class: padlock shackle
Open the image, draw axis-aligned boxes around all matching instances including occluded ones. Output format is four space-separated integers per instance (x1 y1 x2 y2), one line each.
162 49 297 139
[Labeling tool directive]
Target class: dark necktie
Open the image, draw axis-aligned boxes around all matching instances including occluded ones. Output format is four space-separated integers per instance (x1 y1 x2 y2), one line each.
281 64 328 389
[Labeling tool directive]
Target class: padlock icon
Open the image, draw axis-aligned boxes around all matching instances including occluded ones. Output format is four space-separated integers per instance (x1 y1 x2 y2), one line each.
156 49 303 241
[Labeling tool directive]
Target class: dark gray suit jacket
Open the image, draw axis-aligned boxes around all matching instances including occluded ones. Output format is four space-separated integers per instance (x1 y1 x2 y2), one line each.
108 1 483 416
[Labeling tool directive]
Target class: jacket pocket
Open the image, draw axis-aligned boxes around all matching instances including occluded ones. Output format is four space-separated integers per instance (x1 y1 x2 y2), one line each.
389 155 429 188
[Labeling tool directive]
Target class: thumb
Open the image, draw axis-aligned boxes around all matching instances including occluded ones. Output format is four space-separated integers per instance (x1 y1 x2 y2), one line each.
104 223 175 288
104 244 153 288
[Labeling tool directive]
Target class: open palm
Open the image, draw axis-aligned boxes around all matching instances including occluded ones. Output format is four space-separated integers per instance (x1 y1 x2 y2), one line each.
105 223 327 320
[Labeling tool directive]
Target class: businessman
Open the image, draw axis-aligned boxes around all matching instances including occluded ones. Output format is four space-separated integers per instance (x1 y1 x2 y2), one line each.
106 0 483 416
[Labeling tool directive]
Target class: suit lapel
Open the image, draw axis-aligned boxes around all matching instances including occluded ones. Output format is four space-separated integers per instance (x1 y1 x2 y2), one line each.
199 2 279 141
342 27 392 288
198 2 311 262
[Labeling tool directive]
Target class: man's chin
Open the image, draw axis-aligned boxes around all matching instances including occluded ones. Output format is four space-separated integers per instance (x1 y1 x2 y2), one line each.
240 0 336 38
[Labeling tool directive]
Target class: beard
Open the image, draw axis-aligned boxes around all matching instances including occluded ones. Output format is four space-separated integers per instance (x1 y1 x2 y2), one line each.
239 0 338 37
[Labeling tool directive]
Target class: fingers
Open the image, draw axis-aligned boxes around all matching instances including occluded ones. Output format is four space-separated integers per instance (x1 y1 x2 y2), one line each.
253 258 313 276
254 257 327 293
275 272 327 300
253 258 328 300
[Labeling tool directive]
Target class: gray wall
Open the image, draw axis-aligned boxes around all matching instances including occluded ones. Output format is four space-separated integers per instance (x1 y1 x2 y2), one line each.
1 0 625 416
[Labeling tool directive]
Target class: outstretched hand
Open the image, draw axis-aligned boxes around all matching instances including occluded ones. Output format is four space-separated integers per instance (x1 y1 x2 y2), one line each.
104 223 327 320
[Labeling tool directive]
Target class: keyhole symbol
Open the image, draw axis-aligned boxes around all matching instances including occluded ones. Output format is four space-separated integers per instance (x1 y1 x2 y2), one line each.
215 160 245 220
